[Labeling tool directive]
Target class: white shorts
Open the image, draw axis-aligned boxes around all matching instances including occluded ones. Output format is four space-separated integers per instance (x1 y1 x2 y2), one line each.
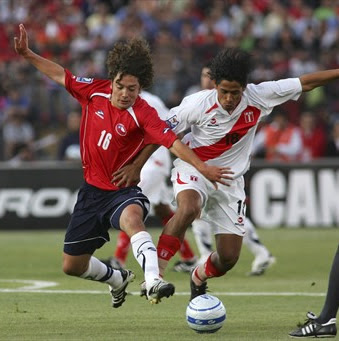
171 159 246 236
138 146 173 206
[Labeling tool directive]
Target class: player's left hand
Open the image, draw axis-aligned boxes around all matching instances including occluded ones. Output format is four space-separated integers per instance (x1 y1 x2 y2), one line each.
14 24 29 56
111 164 141 187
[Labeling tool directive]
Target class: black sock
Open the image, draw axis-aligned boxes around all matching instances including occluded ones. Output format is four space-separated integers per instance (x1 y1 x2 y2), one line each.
317 245 339 323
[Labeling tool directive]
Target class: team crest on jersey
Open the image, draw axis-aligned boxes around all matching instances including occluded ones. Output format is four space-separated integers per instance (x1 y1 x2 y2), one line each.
115 123 127 136
244 110 254 123
76 77 93 84
166 115 179 129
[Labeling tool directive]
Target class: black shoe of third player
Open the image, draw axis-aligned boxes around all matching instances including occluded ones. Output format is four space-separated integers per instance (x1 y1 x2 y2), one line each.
190 267 207 301
101 257 123 270
289 312 337 338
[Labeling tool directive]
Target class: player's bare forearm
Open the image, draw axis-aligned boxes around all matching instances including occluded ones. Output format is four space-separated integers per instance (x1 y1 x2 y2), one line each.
14 24 65 87
111 144 159 187
169 139 234 186
131 144 159 169
300 69 339 92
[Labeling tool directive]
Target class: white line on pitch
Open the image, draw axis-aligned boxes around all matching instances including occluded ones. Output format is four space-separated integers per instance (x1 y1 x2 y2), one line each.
0 289 326 296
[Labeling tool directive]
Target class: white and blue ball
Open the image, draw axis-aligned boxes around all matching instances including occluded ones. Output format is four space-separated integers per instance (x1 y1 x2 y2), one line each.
186 294 226 333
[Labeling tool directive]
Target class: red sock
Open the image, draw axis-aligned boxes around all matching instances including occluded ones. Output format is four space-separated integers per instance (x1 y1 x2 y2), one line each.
179 239 195 260
161 211 174 226
204 252 226 278
114 231 130 264
157 234 181 261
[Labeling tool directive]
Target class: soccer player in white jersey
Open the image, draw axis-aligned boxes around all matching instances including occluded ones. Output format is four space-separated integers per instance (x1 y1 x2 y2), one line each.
152 47 339 300
175 63 276 276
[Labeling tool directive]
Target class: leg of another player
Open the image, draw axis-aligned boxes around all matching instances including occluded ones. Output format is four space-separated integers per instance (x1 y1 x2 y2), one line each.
157 189 202 277
153 203 174 226
114 231 131 266
192 218 213 265
289 245 338 338
243 217 276 276
317 245 339 324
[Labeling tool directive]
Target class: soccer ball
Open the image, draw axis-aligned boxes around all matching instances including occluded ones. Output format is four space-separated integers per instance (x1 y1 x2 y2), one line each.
186 294 226 333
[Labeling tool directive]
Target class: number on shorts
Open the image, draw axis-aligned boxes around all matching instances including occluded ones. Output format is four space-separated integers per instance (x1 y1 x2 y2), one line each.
237 200 246 216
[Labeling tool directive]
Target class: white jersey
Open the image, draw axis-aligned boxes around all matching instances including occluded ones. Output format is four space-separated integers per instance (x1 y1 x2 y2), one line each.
139 91 171 176
166 78 302 178
138 91 173 206
140 90 169 121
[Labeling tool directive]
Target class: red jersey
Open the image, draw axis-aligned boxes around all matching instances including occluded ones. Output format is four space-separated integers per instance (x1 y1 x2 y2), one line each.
64 69 177 190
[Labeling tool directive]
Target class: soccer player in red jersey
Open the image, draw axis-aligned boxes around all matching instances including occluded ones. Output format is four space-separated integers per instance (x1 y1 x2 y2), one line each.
14 24 232 308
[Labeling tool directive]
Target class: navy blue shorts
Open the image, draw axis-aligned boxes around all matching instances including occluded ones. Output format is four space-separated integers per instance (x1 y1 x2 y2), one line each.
64 182 150 256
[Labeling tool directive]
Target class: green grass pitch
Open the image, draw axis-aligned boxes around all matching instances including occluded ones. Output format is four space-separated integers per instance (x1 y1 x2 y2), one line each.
0 227 337 340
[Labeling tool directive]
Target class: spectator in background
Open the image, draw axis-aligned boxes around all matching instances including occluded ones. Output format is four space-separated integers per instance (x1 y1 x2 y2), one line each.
151 26 182 106
326 119 339 157
2 106 34 160
69 24 93 58
4 84 30 119
9 142 35 164
85 2 120 46
299 111 327 161
58 111 81 161
3 1 339 162
252 109 303 162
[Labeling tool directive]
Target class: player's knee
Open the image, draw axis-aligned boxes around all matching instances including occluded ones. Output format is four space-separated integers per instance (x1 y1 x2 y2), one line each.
120 205 144 230
218 252 240 271
62 260 84 277
178 203 200 224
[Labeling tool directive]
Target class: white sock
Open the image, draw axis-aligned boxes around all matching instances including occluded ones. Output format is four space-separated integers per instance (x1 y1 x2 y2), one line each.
80 256 123 288
243 217 270 258
130 231 159 287
192 218 213 262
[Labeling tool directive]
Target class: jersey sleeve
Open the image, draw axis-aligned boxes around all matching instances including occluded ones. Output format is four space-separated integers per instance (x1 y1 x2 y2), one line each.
247 78 302 114
64 69 109 105
141 105 177 148
165 93 201 134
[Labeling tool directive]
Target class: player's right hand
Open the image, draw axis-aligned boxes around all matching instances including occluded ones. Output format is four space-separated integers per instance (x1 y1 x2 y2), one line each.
201 165 234 189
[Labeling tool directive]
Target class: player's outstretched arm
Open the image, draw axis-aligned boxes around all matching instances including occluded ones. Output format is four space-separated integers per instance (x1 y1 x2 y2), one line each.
300 69 339 92
169 139 233 187
14 24 65 87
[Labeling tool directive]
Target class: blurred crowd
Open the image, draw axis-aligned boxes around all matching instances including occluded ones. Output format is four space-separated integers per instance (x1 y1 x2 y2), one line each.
0 0 339 162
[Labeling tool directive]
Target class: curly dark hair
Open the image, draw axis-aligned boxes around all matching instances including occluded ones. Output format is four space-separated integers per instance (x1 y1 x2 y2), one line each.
210 48 253 87
106 38 154 89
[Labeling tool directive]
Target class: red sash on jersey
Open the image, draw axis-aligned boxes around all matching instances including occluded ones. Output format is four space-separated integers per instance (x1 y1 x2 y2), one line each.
192 106 261 161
